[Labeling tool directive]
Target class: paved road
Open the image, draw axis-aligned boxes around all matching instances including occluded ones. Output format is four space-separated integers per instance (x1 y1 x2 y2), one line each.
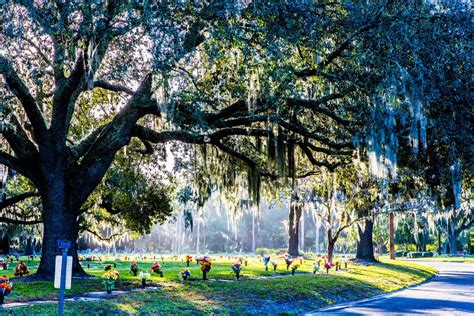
310 261 474 315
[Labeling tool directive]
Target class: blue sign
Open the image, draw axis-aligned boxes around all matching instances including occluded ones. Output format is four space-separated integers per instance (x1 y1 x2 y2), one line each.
57 240 72 249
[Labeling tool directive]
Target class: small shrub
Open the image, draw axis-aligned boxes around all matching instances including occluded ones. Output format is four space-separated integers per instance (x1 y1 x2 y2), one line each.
395 251 405 257
256 248 287 255
255 248 270 256
408 252 422 258
422 251 434 257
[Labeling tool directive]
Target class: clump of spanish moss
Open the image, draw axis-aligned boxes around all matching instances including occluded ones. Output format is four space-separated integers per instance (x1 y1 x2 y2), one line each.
276 127 286 179
247 165 261 205
267 131 276 169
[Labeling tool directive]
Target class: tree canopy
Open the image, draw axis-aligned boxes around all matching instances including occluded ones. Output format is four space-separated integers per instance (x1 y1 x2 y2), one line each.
0 1 471 276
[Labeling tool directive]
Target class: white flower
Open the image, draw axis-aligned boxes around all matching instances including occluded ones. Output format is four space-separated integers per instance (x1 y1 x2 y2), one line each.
139 272 151 280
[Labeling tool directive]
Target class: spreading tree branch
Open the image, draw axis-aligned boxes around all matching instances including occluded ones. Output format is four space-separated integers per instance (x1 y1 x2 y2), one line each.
0 217 42 225
0 191 39 210
0 56 48 144
92 80 135 95
295 7 385 77
0 151 37 182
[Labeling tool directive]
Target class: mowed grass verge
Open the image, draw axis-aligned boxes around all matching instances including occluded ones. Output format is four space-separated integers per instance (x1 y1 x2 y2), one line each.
0 257 436 315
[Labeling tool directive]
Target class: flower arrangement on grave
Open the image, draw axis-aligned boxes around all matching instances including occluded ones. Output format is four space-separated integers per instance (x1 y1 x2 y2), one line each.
231 262 242 280
334 260 342 271
185 255 193 267
238 256 248 266
197 256 212 280
179 268 191 283
150 262 164 277
313 264 321 274
130 262 139 276
342 258 348 269
298 256 304 265
285 256 294 270
271 261 278 271
139 271 151 288
0 261 7 270
14 260 29 276
324 261 333 274
290 263 300 275
0 276 12 304
102 264 119 294
263 255 271 271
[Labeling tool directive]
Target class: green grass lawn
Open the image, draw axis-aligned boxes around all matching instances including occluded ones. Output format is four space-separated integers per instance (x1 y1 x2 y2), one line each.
403 255 474 263
379 254 474 264
0 255 436 315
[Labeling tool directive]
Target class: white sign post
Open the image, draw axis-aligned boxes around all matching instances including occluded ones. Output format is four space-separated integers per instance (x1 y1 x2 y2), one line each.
54 255 72 289
55 240 72 316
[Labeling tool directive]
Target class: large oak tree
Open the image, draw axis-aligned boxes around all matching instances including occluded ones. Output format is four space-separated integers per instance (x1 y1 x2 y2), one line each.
0 1 368 277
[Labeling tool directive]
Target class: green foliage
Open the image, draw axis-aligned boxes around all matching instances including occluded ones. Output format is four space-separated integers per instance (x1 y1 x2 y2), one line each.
80 142 175 238
395 251 405 258
255 248 286 256
408 252 423 258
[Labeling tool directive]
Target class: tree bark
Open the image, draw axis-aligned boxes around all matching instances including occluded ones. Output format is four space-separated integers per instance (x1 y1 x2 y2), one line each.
356 209 376 261
448 219 458 255
288 202 302 256
25 237 34 256
437 231 442 255
315 216 320 253
389 212 395 260
300 210 305 252
0 236 9 255
35 167 87 278
327 236 335 263
36 205 85 278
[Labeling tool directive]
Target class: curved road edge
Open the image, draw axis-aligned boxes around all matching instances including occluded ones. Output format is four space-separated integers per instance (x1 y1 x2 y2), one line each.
306 264 439 314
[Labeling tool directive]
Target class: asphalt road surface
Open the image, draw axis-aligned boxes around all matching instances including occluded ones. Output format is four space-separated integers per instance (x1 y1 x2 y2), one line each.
309 261 474 315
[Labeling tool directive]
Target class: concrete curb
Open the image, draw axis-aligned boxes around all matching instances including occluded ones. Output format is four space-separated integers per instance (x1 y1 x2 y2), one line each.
305 271 440 315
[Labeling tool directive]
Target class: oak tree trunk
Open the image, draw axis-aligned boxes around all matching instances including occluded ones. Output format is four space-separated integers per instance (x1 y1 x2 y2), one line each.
288 202 302 256
327 236 335 263
25 237 34 256
36 200 86 278
35 159 87 278
448 219 458 255
389 212 395 260
356 209 376 261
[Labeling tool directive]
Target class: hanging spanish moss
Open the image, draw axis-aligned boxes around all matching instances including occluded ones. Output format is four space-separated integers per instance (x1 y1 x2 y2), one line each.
450 159 462 211
267 131 276 169
367 102 398 181
276 127 286 179
247 165 261 205
287 141 296 187
256 137 262 153
247 68 260 112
